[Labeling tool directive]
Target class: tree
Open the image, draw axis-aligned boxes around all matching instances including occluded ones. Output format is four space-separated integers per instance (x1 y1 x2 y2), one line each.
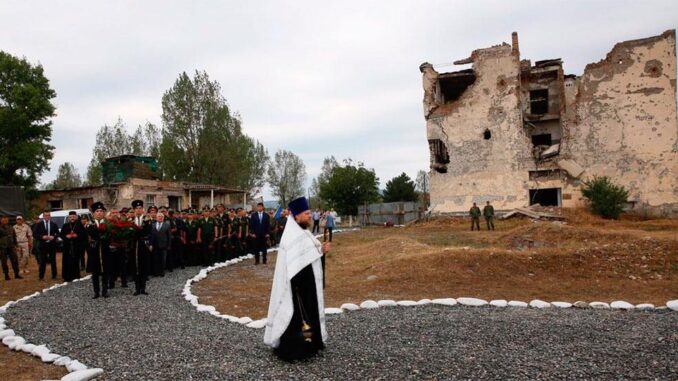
310 156 339 208
319 159 379 216
581 176 629 219
415 170 430 206
0 51 56 189
382 172 418 203
267 149 306 206
85 118 159 185
45 162 82 189
159 70 268 194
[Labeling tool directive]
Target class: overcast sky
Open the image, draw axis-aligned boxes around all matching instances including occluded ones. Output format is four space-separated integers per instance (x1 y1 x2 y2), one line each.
2 1 676 199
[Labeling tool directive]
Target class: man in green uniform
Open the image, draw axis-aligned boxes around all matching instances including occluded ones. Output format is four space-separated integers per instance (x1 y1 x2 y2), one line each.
197 208 217 266
469 202 481 231
0 216 21 280
232 208 249 257
183 210 200 266
213 206 225 262
483 201 495 231
268 208 278 247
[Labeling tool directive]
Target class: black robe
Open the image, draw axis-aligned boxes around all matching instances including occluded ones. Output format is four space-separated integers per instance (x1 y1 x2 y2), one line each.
128 219 152 280
86 221 111 274
273 264 325 362
60 221 85 282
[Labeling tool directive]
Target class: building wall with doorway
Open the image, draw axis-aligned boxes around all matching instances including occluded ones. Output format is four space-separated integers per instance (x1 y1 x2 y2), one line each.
421 30 677 216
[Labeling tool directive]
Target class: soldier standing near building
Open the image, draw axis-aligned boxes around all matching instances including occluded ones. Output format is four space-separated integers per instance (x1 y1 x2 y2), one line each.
12 216 32 275
0 216 21 280
233 208 249 257
483 201 496 231
130 200 151 296
88 202 110 298
78 215 89 271
197 208 217 266
183 210 199 266
109 208 129 288
469 202 481 231
268 209 279 247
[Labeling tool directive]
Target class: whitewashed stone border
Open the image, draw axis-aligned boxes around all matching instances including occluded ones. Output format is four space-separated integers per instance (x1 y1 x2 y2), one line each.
183 228 677 331
0 275 106 381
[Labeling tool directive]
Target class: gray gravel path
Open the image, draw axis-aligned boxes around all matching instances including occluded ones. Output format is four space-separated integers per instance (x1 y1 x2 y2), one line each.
5 265 677 380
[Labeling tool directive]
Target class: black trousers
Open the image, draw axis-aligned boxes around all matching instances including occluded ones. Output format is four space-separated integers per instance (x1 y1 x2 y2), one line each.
109 248 128 287
92 271 108 296
323 227 333 242
38 244 58 279
312 220 320 233
253 237 268 264
471 218 480 231
0 247 20 277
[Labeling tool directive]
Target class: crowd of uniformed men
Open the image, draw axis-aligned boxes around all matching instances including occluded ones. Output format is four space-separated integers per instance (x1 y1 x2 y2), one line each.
0 199 292 299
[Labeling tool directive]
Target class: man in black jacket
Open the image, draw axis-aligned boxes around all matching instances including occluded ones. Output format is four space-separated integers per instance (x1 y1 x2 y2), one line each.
60 211 85 282
249 202 270 265
87 202 110 298
34 210 59 280
149 212 171 276
130 200 152 295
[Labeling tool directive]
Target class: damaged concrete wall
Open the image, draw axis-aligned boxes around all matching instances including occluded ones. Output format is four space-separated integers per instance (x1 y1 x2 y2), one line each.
423 43 534 212
562 30 677 215
423 30 678 216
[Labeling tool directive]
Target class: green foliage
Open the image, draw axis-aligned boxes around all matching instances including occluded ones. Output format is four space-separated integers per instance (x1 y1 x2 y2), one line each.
581 176 629 219
383 172 417 203
159 70 268 194
45 162 82 189
319 158 379 216
310 156 339 208
267 149 306 206
85 118 159 185
0 51 56 189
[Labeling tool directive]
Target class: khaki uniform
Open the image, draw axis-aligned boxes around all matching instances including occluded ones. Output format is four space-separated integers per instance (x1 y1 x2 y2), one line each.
13 224 33 271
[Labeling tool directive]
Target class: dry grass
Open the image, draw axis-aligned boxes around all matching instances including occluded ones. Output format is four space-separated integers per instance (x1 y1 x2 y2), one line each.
0 254 69 381
195 210 678 320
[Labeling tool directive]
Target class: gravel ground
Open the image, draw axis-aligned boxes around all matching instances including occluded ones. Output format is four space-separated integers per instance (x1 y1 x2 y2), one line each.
4 266 677 380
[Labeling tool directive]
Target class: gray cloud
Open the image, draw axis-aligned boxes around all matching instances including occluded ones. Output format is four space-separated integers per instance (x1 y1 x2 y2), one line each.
1 0 676 198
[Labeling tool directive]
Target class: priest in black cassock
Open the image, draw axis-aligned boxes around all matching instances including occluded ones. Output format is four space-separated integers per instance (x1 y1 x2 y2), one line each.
264 196 329 362
60 211 84 282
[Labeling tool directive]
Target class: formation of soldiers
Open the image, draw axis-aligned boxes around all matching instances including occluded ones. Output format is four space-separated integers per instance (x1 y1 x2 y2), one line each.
58 200 289 298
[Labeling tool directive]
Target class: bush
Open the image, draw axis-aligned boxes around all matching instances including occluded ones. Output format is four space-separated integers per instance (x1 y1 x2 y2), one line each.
581 176 629 219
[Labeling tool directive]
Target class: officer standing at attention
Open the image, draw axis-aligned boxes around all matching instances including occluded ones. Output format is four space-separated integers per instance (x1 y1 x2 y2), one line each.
469 202 481 231
483 201 496 231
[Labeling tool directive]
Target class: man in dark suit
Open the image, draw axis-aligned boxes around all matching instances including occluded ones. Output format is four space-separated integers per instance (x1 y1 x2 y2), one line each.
34 210 60 280
249 202 270 265
149 212 171 276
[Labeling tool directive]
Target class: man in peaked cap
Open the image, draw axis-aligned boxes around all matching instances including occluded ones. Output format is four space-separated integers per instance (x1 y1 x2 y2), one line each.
264 197 330 361
130 199 152 295
87 202 111 298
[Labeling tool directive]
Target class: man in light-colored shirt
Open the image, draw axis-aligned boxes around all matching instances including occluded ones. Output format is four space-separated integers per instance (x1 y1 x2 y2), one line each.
312 209 321 234
13 216 32 274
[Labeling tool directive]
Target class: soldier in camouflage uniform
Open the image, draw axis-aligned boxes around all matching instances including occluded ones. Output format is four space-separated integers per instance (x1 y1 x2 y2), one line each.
469 202 481 231
183 210 200 266
268 209 278 247
212 207 224 263
232 208 249 257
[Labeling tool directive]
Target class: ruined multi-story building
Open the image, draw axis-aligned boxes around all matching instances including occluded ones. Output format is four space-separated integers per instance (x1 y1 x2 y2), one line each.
421 30 677 216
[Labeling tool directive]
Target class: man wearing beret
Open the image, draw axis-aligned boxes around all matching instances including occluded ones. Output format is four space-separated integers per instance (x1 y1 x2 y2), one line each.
264 197 330 361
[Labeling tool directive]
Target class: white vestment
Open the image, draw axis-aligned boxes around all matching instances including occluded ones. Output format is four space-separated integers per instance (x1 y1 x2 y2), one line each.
264 216 327 348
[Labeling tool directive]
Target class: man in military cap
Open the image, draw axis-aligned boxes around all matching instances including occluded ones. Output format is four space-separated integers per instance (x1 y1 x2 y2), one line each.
197 208 216 266
129 200 151 295
469 202 481 231
183 209 199 266
109 207 130 289
87 202 111 298
232 208 249 257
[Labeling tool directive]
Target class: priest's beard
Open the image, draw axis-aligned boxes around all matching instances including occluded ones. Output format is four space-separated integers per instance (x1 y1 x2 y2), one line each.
297 221 310 230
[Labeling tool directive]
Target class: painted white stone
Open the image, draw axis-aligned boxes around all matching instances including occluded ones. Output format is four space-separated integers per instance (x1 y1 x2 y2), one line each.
227 316 240 323
416 299 432 305
31 344 50 357
432 298 458 306
246 319 267 329
457 297 488 307
0 329 14 339
360 300 379 309
635 303 655 310
61 368 104 381
666 300 678 311
41 352 61 363
489 300 508 307
18 343 36 353
573 301 589 308
209 310 222 317
196 305 216 313
610 301 634 310
0 316 4 323
2 335 17 345
396 300 418 306
9 337 27 350
529 300 551 309
377 300 398 307
237 317 253 324
340 303 360 311
54 356 72 366
0 307 6 314
66 360 88 372
551 302 572 308
324 308 343 314
589 302 610 309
